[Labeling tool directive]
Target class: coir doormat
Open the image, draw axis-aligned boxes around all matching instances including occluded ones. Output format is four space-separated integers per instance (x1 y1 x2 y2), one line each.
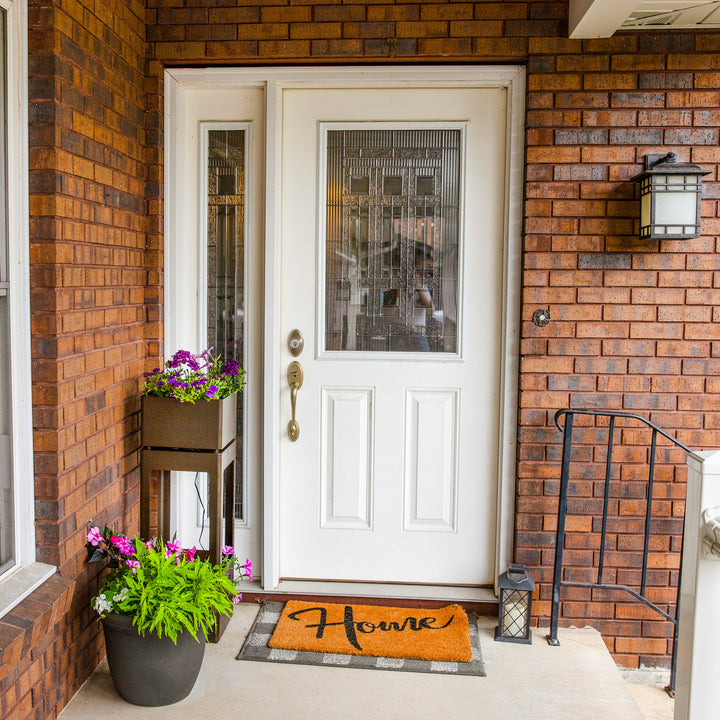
237 601 485 676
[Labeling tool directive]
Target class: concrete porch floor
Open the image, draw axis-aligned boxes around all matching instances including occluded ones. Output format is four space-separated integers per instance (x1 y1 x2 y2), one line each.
58 604 673 720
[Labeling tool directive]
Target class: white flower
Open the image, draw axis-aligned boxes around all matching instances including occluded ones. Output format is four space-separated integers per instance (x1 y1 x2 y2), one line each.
93 594 114 616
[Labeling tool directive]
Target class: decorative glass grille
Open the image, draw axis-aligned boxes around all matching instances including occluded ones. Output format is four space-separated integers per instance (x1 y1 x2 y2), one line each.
206 129 245 521
325 129 461 354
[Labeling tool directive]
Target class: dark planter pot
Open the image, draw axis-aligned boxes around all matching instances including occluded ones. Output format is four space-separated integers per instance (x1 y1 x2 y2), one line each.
101 613 205 707
141 394 237 450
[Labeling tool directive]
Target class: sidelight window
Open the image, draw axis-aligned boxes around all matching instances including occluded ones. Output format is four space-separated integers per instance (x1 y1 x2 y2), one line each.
205 127 246 522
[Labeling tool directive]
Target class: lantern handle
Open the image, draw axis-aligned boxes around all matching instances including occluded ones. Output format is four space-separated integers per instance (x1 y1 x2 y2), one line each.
507 563 529 583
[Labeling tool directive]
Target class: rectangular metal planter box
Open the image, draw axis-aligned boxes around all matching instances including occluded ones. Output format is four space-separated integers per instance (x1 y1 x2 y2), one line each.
141 394 237 450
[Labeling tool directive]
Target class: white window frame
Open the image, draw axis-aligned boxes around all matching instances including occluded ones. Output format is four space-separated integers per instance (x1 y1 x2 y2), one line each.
0 0 55 618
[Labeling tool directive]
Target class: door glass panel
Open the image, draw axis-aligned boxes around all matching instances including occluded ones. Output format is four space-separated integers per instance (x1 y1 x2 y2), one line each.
206 128 245 521
325 129 461 353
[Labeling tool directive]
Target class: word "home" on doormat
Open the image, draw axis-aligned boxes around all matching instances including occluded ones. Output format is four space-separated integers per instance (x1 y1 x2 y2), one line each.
268 600 472 662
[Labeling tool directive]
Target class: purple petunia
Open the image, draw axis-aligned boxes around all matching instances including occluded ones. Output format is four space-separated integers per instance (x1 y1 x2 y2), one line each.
142 347 244 403
168 349 192 369
222 360 241 377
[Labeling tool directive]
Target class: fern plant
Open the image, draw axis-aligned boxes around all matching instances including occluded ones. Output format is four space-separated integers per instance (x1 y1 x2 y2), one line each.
87 527 253 643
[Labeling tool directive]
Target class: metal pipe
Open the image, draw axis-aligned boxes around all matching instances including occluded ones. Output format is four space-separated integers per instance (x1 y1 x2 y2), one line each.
547 411 573 647
641 430 658 596
598 416 615 585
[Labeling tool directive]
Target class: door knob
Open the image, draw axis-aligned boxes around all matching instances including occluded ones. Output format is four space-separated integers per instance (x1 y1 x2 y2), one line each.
287 361 304 441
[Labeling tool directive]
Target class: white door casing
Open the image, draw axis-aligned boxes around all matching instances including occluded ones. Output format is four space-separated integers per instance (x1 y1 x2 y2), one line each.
164 66 525 592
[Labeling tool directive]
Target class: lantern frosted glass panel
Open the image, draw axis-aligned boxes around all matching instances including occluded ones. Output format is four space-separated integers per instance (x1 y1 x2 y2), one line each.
499 588 530 639
325 129 461 354
653 175 699 234
640 182 652 230
206 128 245 521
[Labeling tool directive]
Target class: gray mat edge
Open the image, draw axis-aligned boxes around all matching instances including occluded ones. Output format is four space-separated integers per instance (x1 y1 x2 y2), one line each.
236 601 486 677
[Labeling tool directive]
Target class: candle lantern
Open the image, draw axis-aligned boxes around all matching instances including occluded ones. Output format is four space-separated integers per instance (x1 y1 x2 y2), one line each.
495 563 535 644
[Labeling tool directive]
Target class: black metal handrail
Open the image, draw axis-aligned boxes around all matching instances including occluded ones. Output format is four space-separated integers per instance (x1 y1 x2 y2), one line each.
547 408 702 695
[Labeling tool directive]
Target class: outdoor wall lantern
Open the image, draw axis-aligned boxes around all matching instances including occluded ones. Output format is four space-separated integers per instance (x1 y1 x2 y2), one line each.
495 563 535 644
633 152 710 240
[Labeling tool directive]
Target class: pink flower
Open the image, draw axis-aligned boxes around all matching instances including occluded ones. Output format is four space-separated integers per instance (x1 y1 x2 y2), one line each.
165 539 182 557
126 559 140 573
87 527 103 547
221 545 234 557
111 535 134 556
184 546 197 562
242 558 253 582
145 540 154 551
232 593 242 605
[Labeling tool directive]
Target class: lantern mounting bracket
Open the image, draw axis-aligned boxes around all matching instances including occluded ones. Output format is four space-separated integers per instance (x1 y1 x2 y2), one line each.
644 152 677 171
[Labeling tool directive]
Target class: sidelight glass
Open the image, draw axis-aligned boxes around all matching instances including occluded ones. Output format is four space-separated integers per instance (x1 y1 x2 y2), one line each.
206 128 245 521
325 128 461 354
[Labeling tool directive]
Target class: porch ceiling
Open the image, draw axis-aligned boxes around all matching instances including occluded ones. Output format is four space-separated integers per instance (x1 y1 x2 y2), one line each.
569 0 720 37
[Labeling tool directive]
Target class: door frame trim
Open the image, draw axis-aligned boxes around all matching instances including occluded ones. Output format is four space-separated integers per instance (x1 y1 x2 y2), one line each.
165 66 525 592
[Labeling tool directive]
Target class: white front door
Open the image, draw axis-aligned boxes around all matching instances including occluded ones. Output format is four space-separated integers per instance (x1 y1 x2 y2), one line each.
278 87 508 585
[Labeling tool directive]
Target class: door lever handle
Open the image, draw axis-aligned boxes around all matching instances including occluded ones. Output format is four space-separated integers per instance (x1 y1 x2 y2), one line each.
287 361 304 441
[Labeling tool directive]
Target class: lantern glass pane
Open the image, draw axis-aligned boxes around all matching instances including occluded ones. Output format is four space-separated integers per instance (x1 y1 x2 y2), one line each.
500 588 529 638
640 188 652 228
653 176 697 230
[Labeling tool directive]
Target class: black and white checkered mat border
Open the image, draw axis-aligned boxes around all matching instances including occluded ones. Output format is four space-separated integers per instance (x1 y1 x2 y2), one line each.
236 601 486 676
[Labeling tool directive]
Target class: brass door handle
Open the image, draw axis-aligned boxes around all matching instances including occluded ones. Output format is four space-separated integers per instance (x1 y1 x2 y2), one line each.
287 361 304 441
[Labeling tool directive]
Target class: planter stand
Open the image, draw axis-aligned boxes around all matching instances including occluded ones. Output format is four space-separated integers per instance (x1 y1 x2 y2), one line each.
140 396 237 643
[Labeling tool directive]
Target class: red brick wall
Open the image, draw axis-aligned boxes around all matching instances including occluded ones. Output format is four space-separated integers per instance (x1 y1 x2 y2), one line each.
0 1 147 719
8 4 720 719
520 31 720 669
0 577 74 720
